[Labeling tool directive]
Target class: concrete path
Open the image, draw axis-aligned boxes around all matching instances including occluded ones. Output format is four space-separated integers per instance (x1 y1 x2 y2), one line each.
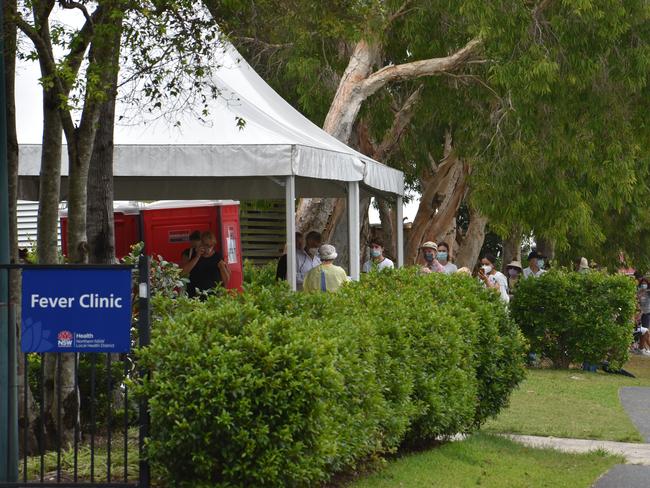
620 387 650 443
592 465 650 488
504 434 650 465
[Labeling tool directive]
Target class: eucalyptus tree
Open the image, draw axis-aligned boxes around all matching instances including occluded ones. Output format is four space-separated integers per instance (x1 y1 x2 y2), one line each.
212 0 650 270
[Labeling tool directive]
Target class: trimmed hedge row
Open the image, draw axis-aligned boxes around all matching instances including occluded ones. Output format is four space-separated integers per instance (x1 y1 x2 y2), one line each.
511 270 636 368
138 268 526 487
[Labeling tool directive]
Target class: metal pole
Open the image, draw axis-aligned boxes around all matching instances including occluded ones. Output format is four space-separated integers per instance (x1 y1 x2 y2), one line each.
285 175 296 291
347 181 360 280
0 0 18 480
396 195 404 268
138 254 151 488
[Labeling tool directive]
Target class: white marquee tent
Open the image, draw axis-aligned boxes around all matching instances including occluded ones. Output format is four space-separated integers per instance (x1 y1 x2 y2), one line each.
17 45 405 289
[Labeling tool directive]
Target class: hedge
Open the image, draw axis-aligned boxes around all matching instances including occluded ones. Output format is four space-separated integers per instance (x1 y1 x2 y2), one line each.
510 270 636 368
137 268 526 487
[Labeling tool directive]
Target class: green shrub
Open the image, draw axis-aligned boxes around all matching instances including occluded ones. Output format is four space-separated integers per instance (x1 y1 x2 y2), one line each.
137 268 526 487
510 270 636 368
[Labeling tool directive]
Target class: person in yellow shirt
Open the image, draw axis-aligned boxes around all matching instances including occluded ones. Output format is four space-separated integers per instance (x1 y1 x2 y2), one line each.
303 244 349 292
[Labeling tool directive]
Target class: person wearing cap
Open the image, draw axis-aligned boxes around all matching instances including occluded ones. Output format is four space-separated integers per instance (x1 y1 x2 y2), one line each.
303 244 349 293
523 250 546 279
578 257 590 274
436 241 457 274
362 237 394 273
506 261 523 300
419 241 445 274
478 253 510 303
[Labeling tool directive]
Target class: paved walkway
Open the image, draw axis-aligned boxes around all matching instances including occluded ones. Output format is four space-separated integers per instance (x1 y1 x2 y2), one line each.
504 434 650 465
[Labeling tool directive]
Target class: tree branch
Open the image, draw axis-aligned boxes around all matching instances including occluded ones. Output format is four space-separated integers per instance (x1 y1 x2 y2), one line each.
374 85 423 161
59 0 93 28
359 38 482 98
62 5 104 91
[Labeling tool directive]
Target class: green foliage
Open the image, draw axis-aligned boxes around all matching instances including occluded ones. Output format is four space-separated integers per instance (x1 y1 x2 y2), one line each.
511 271 636 368
136 269 526 486
242 259 278 289
122 242 187 299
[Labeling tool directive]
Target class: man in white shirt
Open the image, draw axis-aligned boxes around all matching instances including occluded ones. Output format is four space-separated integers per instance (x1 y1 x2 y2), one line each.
436 241 458 274
523 250 546 279
362 237 394 273
296 231 322 290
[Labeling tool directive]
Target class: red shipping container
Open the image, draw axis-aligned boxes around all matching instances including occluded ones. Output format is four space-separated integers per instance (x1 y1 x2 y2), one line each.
60 203 141 260
140 200 243 291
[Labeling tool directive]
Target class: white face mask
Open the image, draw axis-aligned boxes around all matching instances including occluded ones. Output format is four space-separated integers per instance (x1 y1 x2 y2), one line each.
482 265 493 274
308 247 319 256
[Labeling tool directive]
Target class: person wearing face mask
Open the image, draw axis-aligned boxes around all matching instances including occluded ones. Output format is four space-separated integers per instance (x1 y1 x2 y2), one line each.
523 250 546 279
436 242 457 274
419 241 445 274
295 231 322 290
182 231 231 299
303 244 349 292
478 253 509 303
505 261 523 300
362 237 394 273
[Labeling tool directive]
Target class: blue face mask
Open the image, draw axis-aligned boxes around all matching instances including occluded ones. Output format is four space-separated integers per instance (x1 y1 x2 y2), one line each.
537 259 545 269
641 284 648 291
370 249 382 258
437 252 448 262
424 253 434 262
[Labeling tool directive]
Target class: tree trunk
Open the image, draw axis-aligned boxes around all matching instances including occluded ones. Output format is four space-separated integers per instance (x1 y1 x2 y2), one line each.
295 38 481 248
405 135 468 264
5 0 38 454
455 206 488 270
377 199 395 259
535 237 555 261
501 233 522 272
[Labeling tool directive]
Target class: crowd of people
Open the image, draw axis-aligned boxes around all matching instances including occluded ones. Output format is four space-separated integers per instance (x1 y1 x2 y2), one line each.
273 232 559 300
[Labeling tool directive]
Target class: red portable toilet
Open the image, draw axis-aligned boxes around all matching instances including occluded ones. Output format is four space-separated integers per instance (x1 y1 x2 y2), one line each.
60 203 141 259
140 200 243 291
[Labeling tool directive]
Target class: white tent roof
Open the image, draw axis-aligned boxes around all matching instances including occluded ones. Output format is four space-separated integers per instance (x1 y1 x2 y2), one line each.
18 45 404 201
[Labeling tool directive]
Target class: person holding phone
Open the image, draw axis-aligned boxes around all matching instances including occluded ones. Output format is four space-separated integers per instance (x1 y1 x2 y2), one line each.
478 253 509 303
182 231 231 298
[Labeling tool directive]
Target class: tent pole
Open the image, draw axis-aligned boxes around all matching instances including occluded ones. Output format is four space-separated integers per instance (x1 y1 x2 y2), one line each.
285 175 297 291
396 195 404 268
348 181 360 280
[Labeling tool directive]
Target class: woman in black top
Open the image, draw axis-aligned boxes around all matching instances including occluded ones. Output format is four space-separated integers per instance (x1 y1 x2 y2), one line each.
181 231 231 298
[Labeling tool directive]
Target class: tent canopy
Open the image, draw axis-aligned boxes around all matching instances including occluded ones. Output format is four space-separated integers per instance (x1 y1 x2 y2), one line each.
18 45 404 201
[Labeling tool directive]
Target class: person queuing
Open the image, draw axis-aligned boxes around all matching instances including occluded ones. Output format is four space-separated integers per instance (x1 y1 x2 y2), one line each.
303 244 349 292
436 242 457 274
182 231 231 298
419 241 446 274
276 232 303 280
523 250 546 278
506 260 523 300
362 237 394 273
478 253 510 303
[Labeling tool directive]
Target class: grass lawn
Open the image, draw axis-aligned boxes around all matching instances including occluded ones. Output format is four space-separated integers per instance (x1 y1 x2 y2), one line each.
483 356 650 442
348 433 621 488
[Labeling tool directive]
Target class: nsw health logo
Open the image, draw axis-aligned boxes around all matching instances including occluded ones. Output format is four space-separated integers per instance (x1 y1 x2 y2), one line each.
57 330 73 348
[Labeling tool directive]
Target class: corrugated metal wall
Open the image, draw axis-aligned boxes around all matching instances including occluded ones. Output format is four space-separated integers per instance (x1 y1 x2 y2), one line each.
16 200 61 248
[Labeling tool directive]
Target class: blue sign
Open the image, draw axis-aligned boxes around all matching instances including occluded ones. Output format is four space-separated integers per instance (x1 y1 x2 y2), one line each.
21 268 133 353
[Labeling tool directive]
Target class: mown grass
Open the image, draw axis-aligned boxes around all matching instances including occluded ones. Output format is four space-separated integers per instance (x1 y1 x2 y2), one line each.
483 356 650 442
348 433 621 488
